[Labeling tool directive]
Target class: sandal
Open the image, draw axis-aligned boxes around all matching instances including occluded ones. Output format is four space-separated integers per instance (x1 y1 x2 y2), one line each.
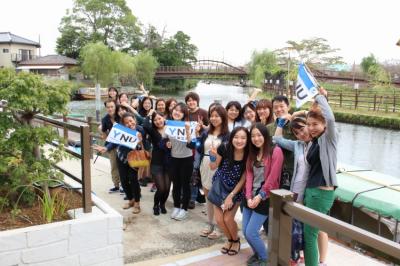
132 202 141 214
228 238 240 256
122 200 134 209
200 223 214 237
220 239 232 254
207 229 219 240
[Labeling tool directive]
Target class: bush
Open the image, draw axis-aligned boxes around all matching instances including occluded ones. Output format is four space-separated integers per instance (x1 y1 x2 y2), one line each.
0 69 71 209
334 111 400 129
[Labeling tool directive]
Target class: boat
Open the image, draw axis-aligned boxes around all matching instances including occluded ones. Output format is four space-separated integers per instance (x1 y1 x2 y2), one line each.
72 87 108 100
331 163 400 258
73 86 144 100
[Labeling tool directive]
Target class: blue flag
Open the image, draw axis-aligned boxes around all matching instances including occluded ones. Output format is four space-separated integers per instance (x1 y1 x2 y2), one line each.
295 63 319 107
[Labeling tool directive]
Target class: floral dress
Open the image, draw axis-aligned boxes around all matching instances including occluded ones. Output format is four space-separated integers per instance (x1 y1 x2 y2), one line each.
211 144 245 204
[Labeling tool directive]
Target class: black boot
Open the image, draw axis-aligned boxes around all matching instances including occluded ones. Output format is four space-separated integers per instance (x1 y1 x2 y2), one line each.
160 204 167 214
153 205 160 216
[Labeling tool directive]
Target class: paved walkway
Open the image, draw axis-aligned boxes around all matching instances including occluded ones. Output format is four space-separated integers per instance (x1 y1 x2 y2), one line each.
59 156 389 266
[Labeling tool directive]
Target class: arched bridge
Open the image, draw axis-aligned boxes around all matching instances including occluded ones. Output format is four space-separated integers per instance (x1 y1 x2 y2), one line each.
155 60 248 80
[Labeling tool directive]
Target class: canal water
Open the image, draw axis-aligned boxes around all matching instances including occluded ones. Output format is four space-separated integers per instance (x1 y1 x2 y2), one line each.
68 81 400 178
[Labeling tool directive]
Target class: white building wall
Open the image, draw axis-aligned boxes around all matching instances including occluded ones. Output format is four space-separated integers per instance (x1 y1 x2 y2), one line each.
0 43 39 68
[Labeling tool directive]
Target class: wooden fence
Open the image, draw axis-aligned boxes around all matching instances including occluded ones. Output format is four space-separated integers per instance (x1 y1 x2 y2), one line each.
264 86 400 113
269 190 400 265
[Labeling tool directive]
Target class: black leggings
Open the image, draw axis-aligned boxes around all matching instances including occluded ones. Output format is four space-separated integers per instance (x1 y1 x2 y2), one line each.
117 159 141 202
151 164 171 207
170 156 193 211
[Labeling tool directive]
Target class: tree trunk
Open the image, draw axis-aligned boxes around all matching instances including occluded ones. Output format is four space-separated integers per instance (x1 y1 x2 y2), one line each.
28 117 41 160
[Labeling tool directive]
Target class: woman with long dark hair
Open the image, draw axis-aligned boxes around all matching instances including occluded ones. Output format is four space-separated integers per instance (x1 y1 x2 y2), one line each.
243 123 284 266
256 99 274 126
139 96 154 117
143 111 171 215
118 92 129 105
108 87 119 102
95 113 144 214
208 126 250 256
192 105 229 239
165 98 177 119
155 98 167 116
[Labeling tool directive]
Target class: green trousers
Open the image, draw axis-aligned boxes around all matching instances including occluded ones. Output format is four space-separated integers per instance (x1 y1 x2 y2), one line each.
304 188 335 266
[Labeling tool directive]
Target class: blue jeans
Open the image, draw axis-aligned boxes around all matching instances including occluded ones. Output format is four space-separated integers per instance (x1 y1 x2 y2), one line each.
190 150 202 202
242 207 268 260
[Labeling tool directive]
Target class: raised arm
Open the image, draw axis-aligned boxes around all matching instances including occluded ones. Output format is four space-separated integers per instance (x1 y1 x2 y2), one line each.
272 118 297 151
315 88 336 140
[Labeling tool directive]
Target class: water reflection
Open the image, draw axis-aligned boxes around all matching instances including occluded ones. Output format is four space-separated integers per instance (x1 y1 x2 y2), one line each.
336 122 400 177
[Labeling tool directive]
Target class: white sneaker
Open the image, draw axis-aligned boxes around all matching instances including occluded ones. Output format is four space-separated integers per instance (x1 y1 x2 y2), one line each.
170 208 180 219
174 209 187 221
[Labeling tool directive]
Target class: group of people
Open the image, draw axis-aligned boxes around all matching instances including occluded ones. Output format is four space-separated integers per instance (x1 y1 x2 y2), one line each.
96 85 338 266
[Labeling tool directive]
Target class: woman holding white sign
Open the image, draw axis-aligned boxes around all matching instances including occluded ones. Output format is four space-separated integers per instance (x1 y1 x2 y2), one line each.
94 113 143 214
166 102 195 221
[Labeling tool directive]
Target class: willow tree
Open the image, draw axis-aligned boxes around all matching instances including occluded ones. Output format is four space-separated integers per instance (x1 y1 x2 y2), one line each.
248 50 281 88
132 50 159 87
80 42 114 120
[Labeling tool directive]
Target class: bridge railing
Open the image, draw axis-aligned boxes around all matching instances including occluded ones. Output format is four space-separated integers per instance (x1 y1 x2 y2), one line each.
269 190 400 265
156 65 247 74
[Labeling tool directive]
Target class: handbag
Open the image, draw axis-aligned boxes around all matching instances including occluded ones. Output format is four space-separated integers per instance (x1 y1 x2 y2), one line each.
207 177 229 207
127 146 150 168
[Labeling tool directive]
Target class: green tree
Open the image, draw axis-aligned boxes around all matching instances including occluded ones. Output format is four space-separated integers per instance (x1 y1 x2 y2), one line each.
0 69 70 208
143 25 163 50
361 53 379 75
248 50 280 87
111 51 135 86
275 37 344 67
80 42 114 86
132 50 159 87
153 31 198 66
56 14 88 59
56 0 142 58
80 42 114 120
361 54 392 88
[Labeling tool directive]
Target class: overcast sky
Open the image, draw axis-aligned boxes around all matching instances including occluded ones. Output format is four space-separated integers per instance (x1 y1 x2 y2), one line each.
1 0 399 66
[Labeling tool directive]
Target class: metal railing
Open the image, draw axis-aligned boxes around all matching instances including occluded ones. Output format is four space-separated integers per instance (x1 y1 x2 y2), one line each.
11 53 38 62
268 190 400 265
34 114 93 213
